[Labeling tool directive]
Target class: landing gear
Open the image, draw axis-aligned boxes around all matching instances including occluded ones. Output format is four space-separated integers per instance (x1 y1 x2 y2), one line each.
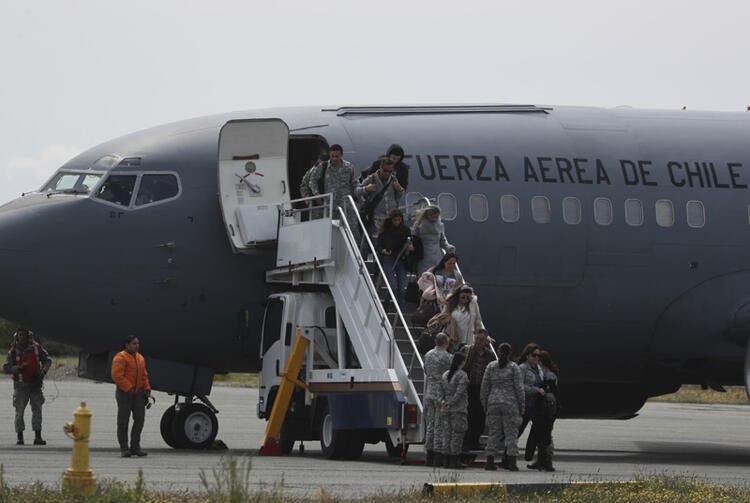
159 406 179 448
173 403 219 449
159 396 219 449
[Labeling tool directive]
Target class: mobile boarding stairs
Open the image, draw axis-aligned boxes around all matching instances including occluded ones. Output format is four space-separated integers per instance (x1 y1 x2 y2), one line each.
260 195 428 457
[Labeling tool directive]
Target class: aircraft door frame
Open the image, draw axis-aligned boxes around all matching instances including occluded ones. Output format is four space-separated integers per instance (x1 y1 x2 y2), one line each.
218 119 290 252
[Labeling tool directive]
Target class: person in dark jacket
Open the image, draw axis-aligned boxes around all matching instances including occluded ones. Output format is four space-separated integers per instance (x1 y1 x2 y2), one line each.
377 209 413 311
518 343 555 471
526 349 560 471
360 144 410 190
3 327 52 445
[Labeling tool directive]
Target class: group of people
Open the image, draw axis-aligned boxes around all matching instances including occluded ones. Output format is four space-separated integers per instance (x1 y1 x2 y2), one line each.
299 143 457 314
424 333 560 471
402 200 561 472
299 143 407 225
4 329 151 458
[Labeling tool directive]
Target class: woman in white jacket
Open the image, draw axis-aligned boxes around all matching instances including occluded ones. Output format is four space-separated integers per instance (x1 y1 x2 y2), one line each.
442 285 484 351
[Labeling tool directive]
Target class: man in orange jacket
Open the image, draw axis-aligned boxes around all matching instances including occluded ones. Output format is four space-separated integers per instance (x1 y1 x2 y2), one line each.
111 334 151 457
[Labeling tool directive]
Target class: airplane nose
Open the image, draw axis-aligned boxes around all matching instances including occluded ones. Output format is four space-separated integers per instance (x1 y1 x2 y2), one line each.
0 199 55 323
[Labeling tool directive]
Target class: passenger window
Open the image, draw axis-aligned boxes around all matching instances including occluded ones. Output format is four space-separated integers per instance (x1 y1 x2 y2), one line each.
624 199 644 226
562 197 581 224
135 174 179 206
500 195 519 223
594 197 613 225
656 199 675 227
95 175 136 207
531 196 551 223
469 194 488 222
437 193 457 221
686 200 705 228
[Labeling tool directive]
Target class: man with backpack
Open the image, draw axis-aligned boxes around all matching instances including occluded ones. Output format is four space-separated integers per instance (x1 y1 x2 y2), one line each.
3 327 52 446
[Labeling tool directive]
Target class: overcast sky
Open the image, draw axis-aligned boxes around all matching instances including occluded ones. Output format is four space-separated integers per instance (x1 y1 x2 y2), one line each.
1 1 748 204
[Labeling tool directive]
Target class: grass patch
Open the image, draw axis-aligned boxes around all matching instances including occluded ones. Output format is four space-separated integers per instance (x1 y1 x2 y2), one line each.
213 373 259 387
1 462 748 503
649 384 748 405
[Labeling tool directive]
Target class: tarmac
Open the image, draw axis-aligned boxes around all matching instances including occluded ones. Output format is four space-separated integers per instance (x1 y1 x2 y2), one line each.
0 378 748 498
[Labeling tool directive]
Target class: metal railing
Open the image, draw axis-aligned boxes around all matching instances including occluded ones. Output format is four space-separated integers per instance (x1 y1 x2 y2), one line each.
339 196 425 380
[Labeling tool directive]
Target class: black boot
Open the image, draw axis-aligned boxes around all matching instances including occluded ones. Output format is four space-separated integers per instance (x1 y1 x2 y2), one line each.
425 449 435 467
484 455 497 471
33 430 46 446
450 455 465 469
433 452 443 468
540 446 555 472
499 452 508 469
504 455 519 471
16 432 24 445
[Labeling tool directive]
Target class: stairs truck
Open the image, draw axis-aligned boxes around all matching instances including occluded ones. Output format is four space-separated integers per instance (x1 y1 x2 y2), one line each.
255 195 427 459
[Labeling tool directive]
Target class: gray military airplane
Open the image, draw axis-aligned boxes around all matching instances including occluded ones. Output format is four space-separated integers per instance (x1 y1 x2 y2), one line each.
0 104 748 448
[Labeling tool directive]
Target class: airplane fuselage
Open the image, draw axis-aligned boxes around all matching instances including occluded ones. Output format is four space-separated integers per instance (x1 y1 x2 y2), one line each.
1 104 748 417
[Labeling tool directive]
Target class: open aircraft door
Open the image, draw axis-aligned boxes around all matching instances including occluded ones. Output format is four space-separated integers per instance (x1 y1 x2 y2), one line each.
218 119 290 252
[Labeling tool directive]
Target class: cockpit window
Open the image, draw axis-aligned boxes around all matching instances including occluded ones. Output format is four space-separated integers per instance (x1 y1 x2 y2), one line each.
95 175 137 207
135 174 179 206
43 172 102 195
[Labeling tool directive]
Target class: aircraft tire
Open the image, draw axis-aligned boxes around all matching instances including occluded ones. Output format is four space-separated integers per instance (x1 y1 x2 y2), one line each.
172 403 218 449
159 406 180 448
319 406 345 459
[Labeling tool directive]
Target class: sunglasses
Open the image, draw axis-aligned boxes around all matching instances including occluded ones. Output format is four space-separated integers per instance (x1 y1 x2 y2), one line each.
530 353 541 357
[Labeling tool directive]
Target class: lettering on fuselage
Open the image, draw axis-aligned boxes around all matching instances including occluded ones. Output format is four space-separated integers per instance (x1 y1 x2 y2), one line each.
405 154 748 189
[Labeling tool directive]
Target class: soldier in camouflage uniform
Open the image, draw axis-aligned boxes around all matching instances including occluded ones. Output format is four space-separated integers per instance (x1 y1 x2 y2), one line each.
308 144 359 221
441 351 469 469
423 332 451 467
480 342 524 471
3 328 52 446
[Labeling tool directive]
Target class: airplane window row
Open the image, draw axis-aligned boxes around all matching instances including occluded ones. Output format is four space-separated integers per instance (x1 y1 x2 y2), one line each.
420 192 707 228
95 173 180 208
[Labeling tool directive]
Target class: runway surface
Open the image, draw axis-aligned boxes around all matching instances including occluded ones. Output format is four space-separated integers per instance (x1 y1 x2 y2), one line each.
0 379 748 498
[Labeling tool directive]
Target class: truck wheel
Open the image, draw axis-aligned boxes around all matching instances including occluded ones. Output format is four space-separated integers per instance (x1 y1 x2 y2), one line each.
172 403 218 449
320 406 345 459
342 431 365 460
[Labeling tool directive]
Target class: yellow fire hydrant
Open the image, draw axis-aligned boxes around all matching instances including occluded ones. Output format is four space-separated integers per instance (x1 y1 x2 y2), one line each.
62 401 96 495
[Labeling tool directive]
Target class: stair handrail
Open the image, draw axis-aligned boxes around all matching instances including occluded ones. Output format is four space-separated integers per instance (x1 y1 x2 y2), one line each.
339 196 425 372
